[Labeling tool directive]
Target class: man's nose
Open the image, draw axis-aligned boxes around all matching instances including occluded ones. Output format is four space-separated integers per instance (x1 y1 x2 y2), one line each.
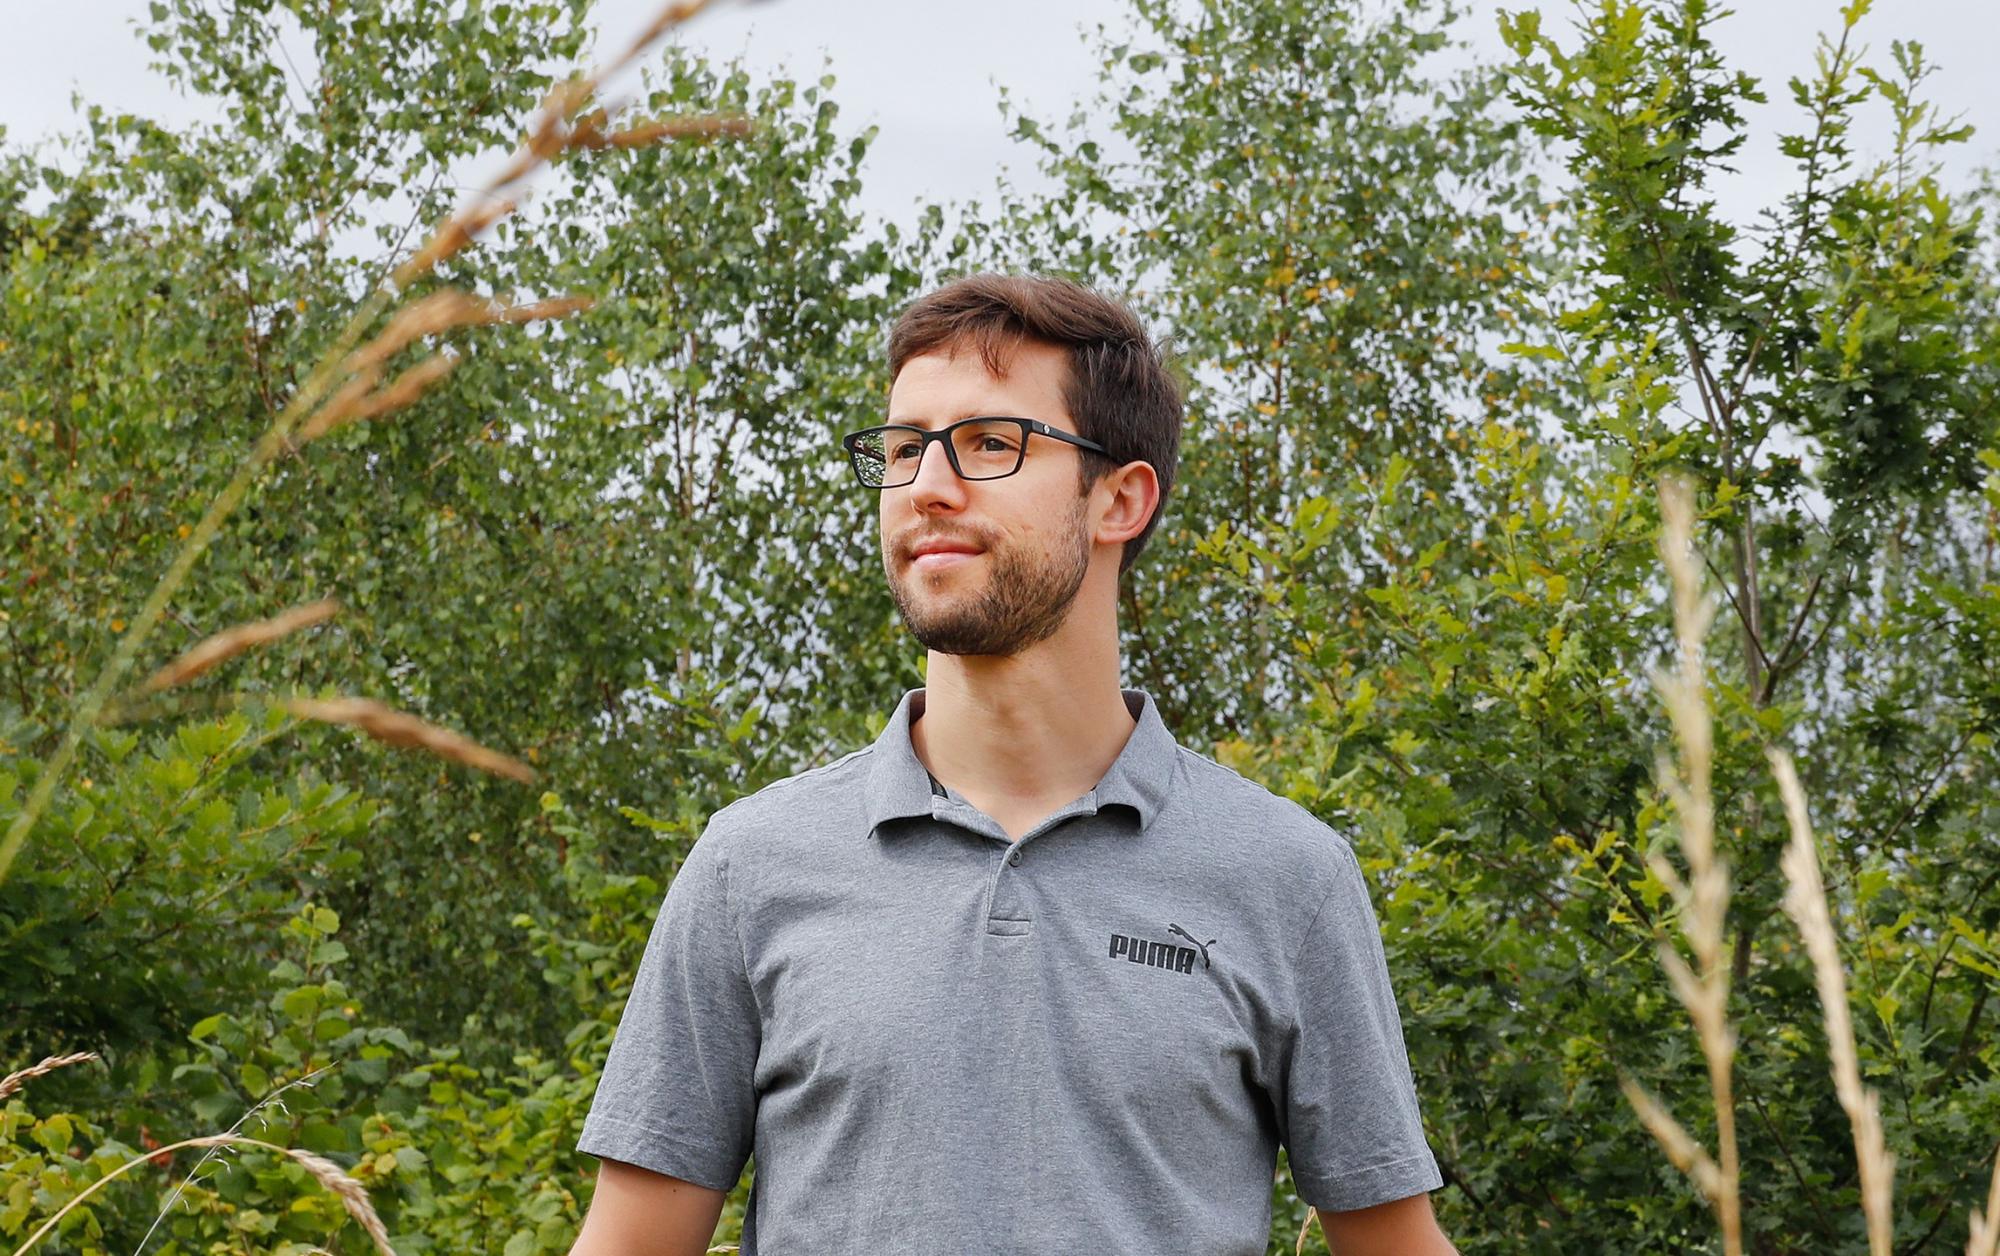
905 437 966 506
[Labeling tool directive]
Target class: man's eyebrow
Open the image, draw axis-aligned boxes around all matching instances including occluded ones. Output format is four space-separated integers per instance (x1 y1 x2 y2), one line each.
881 412 988 430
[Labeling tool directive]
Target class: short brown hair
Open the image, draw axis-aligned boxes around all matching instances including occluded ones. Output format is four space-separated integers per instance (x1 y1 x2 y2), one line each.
887 272 1184 577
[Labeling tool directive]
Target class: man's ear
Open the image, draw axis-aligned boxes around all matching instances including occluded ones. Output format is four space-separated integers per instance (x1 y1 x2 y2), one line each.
1094 461 1161 549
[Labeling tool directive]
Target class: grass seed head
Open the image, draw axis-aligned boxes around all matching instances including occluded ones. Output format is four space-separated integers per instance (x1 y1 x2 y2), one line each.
0 1051 100 1101
494 294 597 324
282 695 536 784
567 112 753 151
348 289 494 372
297 367 385 442
1620 1076 1723 1203
141 599 340 694
393 198 518 288
287 1146 397 1255
1969 1146 2000 1256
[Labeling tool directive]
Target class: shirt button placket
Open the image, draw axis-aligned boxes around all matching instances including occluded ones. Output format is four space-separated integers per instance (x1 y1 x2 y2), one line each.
987 840 1032 934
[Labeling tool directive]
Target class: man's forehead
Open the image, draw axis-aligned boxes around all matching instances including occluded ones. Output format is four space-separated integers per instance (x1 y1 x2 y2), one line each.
887 341 1071 427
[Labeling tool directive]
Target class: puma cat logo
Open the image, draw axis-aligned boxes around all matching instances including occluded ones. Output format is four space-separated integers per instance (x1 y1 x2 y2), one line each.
1167 923 1217 969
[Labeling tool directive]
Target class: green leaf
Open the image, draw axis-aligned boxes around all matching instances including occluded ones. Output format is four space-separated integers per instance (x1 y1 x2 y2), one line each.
1871 990 1900 1033
32 1114 74 1156
312 939 350 966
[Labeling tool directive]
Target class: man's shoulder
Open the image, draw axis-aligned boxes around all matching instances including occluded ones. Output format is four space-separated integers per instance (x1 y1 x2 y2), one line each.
1168 741 1363 891
694 743 878 850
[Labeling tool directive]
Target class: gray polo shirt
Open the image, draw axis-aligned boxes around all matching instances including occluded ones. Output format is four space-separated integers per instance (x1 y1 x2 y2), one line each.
577 686 1441 1253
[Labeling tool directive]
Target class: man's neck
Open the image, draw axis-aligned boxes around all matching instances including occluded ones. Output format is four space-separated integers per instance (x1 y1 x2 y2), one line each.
908 652 1138 841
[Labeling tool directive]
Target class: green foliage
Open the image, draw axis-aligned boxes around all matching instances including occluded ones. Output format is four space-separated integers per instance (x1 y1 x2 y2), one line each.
978 0 1573 745
1263 0 1998 1249
0 707 375 1062
4 0 1999 1251
0 797 772 1254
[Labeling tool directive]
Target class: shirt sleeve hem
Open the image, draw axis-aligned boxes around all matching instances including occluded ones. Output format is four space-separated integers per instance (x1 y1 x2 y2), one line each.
1293 1151 1445 1213
575 1111 744 1193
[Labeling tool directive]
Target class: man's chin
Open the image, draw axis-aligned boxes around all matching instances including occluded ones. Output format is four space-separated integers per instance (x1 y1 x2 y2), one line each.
894 609 1012 658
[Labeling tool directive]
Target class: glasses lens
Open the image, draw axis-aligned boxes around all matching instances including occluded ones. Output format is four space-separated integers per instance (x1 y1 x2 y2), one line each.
849 428 893 486
951 419 1027 480
851 421 1028 487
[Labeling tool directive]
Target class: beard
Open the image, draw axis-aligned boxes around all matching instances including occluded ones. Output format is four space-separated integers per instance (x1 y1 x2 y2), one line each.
885 494 1092 657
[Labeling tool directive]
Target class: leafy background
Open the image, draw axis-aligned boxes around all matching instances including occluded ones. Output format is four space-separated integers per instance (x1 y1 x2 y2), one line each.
3 0 1998 1252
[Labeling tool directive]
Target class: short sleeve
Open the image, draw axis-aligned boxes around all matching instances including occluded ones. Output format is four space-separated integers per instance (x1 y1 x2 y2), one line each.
575 827 759 1190
1277 841 1443 1212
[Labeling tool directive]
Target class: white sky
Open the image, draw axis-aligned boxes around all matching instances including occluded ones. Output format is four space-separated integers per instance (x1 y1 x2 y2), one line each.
4 0 1995 240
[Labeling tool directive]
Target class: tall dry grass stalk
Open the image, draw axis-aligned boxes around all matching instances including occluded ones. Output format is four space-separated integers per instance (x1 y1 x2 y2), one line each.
9 1133 394 1256
98 683 535 786
1630 474 1743 1255
293 293 598 442
1635 476 2000 1253
567 109 754 150
1769 748 1896 1255
0 0 747 887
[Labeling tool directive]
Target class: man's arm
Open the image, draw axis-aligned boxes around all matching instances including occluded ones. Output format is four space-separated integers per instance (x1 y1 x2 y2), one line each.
571 824 758 1250
1316 1191 1457 1256
567 1157 727 1256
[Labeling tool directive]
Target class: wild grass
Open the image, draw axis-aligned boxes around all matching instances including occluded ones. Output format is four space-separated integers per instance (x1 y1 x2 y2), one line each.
2 1053 384 1256
0 0 749 1248
1630 474 1743 1252
16 1134 396 1256
136 598 342 695
1632 476 2000 1256
129 1061 342 1256
0 0 746 888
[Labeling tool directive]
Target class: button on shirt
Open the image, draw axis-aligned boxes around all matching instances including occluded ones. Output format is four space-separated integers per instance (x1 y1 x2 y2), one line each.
576 686 1442 1254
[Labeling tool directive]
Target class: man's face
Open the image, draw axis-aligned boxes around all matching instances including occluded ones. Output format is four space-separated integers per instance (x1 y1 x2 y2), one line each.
879 340 1097 658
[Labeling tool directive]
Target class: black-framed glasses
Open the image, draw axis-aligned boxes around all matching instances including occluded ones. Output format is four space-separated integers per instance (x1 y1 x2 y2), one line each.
840 416 1111 489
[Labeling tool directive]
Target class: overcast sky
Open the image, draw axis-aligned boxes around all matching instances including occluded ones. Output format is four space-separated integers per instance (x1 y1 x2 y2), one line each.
6 0 1996 240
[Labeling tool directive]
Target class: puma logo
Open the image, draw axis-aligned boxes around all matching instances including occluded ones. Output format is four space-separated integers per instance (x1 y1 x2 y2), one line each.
1167 923 1217 969
1105 925 1220 976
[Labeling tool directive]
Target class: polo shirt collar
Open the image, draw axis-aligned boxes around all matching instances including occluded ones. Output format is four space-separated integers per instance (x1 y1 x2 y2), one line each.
863 685 1178 836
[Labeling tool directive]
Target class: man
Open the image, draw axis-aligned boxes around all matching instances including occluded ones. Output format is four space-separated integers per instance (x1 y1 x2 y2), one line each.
569 274 1454 1255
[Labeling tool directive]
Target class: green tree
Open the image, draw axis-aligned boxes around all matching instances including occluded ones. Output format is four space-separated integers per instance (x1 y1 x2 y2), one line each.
1103 1 2000 1250
976 0 1568 749
1 1 920 1061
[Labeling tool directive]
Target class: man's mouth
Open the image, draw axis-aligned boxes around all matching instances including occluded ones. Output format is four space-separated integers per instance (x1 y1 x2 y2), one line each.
911 548 980 571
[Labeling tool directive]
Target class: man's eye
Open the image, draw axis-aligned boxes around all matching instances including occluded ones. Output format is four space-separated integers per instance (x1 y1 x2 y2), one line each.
978 436 1013 453
891 441 922 460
